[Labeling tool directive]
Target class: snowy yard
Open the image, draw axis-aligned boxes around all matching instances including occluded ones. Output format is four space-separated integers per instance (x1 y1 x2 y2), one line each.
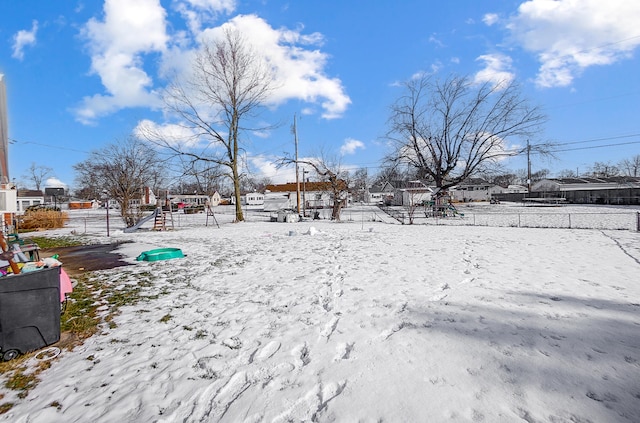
1 204 640 422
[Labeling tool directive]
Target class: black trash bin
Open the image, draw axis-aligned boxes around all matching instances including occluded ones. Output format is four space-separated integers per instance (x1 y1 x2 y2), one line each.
0 267 61 361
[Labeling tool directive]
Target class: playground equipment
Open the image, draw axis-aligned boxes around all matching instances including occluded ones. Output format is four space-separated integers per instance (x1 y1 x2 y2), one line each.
205 203 219 228
425 193 464 218
123 207 174 233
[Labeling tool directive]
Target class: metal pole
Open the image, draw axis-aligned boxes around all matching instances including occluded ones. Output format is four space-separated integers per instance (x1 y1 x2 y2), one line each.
303 168 308 217
106 198 110 237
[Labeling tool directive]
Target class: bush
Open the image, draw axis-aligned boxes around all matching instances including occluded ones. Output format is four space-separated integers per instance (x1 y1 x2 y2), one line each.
18 209 68 231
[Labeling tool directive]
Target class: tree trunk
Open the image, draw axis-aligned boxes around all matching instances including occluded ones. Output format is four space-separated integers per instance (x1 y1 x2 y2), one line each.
231 119 244 222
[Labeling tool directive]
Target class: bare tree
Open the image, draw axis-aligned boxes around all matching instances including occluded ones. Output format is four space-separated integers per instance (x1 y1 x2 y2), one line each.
351 168 370 202
589 161 619 178
279 152 350 221
139 27 274 222
558 169 578 178
23 162 53 191
619 155 640 177
372 165 408 186
386 74 546 195
178 159 225 195
73 138 163 227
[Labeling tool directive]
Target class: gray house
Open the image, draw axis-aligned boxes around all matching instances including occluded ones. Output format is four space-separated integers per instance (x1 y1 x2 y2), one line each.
532 177 640 205
368 182 395 204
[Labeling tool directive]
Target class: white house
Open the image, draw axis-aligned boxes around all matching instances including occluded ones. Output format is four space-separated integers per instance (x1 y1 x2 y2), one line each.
15 189 43 212
389 180 432 206
243 192 265 205
449 178 498 202
209 191 222 206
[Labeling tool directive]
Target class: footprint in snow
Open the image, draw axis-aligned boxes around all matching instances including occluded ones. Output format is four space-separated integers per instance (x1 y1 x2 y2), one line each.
430 293 448 302
222 337 242 349
334 342 355 361
292 343 311 368
254 340 281 362
319 316 340 341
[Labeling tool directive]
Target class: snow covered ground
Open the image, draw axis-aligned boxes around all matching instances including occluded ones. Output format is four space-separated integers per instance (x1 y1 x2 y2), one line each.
2 204 640 422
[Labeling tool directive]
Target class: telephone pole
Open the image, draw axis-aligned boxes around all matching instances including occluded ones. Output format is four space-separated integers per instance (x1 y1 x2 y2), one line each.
293 114 301 214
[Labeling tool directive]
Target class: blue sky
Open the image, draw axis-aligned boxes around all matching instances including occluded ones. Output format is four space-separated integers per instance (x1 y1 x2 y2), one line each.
1 0 639 190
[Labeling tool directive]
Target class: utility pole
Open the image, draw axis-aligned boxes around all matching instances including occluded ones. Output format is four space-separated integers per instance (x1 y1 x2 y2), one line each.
293 113 301 214
302 168 308 217
527 140 532 193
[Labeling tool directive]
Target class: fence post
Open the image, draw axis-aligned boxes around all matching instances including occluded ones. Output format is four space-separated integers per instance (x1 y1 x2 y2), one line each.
568 213 571 229
637 212 640 232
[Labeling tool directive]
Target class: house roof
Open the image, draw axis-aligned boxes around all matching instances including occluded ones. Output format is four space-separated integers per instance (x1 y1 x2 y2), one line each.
454 177 492 187
388 180 431 189
266 180 347 192
17 189 44 198
541 177 640 185
369 182 395 193
533 177 640 191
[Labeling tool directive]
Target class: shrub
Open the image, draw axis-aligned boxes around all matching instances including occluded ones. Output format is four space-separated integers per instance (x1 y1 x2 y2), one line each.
18 209 68 231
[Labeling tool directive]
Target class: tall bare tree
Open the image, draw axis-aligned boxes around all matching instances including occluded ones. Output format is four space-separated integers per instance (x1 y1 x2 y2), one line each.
23 162 53 191
618 155 640 177
139 27 274 222
74 138 163 227
386 74 546 194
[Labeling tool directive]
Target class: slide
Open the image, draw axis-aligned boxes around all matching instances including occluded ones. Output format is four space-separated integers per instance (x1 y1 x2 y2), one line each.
123 208 160 233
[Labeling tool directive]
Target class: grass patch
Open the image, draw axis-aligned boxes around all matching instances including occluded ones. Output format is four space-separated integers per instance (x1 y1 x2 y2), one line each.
4 369 38 399
0 269 167 406
27 236 85 249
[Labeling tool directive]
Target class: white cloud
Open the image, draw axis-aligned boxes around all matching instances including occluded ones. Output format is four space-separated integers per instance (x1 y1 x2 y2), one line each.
203 15 351 119
173 0 236 33
134 119 202 148
12 20 38 60
77 6 349 125
473 53 515 88
250 155 294 184
75 0 169 124
340 138 365 156
44 177 67 189
507 0 640 88
482 13 499 26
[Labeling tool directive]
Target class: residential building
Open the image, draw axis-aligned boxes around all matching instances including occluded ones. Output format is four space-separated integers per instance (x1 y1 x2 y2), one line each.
532 177 640 205
16 189 44 213
264 181 350 212
389 180 433 206
449 178 498 202
368 182 395 204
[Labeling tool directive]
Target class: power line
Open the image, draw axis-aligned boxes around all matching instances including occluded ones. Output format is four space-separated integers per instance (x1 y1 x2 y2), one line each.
552 133 640 147
9 138 90 154
547 140 640 153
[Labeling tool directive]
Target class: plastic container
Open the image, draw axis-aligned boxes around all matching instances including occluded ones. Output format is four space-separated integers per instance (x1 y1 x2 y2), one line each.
0 267 61 361
136 248 184 262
